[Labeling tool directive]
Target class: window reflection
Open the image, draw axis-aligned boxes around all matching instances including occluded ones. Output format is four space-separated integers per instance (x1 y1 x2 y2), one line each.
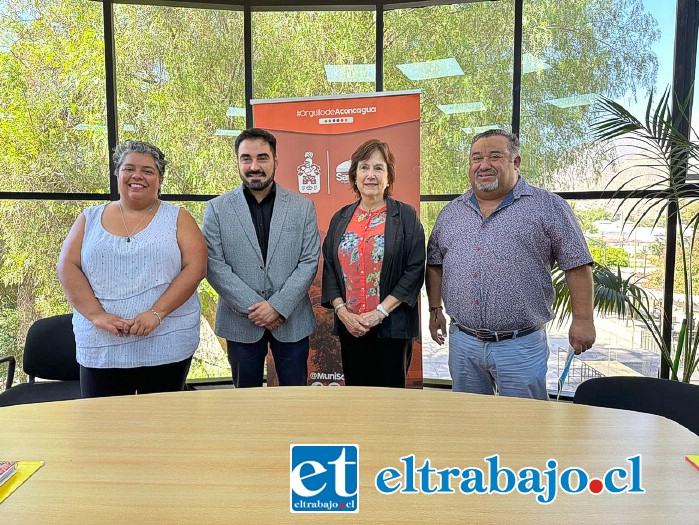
0 0 108 193
385 2 515 196
114 4 245 195
252 11 376 99
520 0 674 193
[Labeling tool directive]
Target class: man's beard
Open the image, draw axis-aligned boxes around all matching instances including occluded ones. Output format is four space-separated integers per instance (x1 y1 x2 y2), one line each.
241 168 274 191
474 173 499 192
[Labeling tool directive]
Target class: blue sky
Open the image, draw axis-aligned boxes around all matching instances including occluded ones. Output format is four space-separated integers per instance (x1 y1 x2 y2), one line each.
620 0 677 118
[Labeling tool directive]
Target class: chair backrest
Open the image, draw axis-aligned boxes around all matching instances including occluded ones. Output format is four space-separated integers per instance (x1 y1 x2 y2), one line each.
573 376 699 436
22 314 79 381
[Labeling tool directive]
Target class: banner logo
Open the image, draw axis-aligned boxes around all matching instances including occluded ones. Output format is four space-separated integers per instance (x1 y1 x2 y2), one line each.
320 117 353 124
296 106 376 118
297 151 321 194
335 160 351 184
290 444 359 513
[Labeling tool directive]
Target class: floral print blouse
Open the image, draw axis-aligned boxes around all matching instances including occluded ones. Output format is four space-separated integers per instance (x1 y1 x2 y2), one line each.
338 204 387 314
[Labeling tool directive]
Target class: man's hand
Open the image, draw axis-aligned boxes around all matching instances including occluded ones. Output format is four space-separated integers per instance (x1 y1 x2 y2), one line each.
429 309 447 345
248 301 282 329
564 265 595 355
569 318 596 355
266 316 284 331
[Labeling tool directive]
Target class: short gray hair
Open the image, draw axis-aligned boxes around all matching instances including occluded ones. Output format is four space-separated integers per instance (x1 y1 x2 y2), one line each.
470 129 520 158
113 140 167 179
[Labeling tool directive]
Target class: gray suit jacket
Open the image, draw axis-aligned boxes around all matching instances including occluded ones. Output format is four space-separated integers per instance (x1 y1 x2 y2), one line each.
203 184 320 343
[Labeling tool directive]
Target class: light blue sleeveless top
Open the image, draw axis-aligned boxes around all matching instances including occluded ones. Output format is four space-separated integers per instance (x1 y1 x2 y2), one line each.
73 201 200 368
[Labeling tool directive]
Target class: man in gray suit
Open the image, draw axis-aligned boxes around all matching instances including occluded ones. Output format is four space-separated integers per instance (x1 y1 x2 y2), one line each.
203 128 320 387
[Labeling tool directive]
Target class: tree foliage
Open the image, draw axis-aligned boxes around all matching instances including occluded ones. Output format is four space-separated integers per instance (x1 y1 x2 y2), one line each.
520 0 659 189
571 206 614 233
589 245 630 267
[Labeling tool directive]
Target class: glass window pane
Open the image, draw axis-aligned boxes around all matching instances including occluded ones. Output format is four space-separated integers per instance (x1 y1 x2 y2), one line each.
0 199 90 384
420 197 666 389
521 0 675 193
0 198 227 385
0 0 108 193
252 11 376 99
421 201 448 381
385 2 515 196
114 4 245 195
170 200 229 380
556 198 665 395
692 18 699 179
694 21 699 137
671 201 699 381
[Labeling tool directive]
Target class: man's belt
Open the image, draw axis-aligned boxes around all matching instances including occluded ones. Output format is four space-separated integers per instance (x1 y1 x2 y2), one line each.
455 324 544 342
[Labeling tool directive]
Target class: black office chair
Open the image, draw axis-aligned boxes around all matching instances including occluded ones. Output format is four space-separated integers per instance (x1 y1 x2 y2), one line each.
0 314 81 407
573 376 699 436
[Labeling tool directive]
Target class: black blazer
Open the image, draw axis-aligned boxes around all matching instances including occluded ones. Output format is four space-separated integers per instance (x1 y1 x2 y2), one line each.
321 197 426 339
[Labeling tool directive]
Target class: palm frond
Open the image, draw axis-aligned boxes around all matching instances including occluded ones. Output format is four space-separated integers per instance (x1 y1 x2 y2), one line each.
552 263 660 342
588 87 699 381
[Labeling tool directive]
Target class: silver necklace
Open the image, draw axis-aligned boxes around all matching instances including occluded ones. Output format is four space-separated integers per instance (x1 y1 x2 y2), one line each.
118 201 157 242
359 200 386 212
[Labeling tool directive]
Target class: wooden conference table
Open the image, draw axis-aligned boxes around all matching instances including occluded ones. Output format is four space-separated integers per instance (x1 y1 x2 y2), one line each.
1 387 698 524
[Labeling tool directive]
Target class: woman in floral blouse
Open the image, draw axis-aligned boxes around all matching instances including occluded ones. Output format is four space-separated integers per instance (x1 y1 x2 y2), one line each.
321 139 425 387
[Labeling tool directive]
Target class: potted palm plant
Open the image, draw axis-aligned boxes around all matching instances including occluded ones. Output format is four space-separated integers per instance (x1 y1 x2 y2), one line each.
554 88 699 382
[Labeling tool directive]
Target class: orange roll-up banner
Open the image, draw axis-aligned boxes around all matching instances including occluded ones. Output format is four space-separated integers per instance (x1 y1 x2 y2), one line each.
252 90 423 388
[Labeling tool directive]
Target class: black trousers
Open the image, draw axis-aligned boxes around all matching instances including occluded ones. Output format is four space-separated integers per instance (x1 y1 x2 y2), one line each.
339 329 412 388
226 332 309 388
79 356 192 398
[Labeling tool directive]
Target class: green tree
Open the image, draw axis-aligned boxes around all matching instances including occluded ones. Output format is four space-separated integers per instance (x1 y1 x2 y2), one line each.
589 245 630 267
572 205 614 233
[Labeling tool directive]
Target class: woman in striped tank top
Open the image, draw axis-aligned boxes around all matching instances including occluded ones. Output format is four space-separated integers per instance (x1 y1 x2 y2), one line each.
58 141 207 398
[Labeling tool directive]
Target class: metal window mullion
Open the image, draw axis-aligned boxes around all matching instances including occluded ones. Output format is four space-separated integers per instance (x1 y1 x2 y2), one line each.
103 0 119 200
244 1 254 126
511 0 523 136
661 0 699 379
376 2 384 92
